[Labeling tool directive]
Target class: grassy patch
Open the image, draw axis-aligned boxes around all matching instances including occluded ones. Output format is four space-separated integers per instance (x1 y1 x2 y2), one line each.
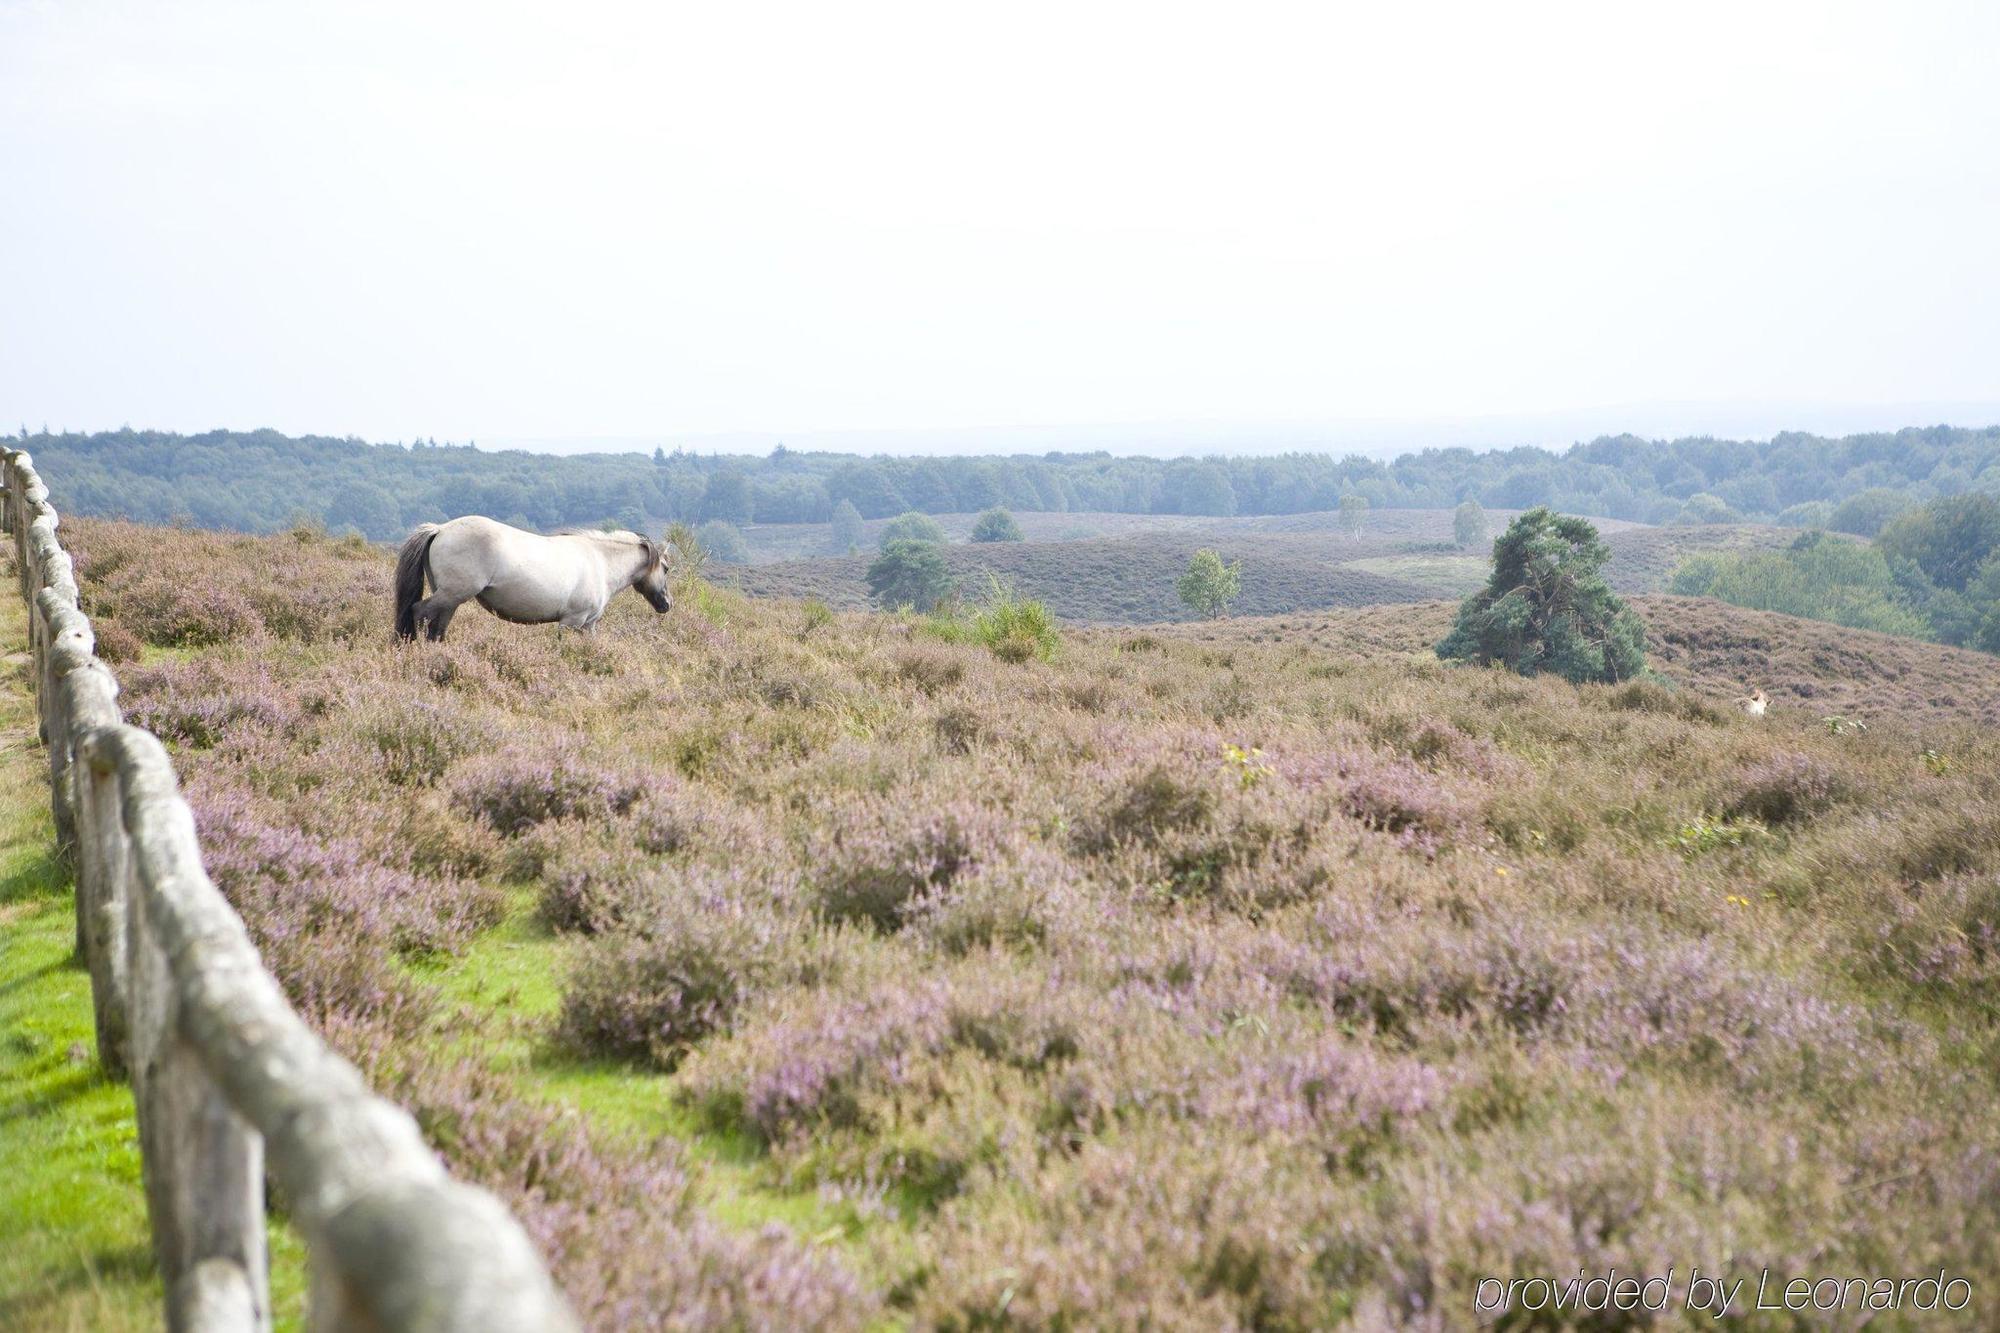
1343 553 1491 595
0 600 308 1330
414 891 900 1260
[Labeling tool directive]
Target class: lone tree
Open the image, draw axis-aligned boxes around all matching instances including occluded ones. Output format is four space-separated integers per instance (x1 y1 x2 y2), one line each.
879 510 947 549
971 507 1024 542
868 539 956 611
1338 493 1369 540
828 499 865 554
696 519 749 564
1453 499 1488 550
1177 548 1242 618
1436 507 1645 683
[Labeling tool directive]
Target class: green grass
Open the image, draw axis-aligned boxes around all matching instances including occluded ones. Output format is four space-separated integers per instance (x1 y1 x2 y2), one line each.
1342 553 1490 595
416 891 901 1255
0 606 308 1330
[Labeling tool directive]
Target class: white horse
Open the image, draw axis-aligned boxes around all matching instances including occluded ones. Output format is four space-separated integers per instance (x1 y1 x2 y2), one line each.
394 516 671 641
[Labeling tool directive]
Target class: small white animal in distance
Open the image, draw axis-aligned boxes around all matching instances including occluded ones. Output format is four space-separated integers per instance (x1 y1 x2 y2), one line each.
1733 688 1768 717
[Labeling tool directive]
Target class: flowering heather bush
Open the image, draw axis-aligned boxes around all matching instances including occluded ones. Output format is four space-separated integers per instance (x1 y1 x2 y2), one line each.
912 1131 1349 1330
122 658 299 747
558 885 818 1067
354 697 495 787
193 783 504 959
810 797 1012 929
89 615 144 663
904 842 1093 954
112 572 264 645
67 517 2000 1327
1722 749 1852 825
451 745 649 835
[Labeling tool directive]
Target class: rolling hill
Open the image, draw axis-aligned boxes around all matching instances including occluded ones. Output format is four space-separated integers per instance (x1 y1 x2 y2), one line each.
1163 593 2000 727
721 512 1807 623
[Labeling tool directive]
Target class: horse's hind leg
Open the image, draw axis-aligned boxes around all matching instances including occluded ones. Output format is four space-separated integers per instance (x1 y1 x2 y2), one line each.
415 594 464 642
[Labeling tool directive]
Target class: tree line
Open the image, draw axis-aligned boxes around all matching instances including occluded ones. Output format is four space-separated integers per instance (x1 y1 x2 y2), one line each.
1670 493 2000 652
15 423 2000 542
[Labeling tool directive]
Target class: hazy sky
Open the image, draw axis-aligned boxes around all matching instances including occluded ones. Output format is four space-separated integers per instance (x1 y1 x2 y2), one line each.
4 0 1998 454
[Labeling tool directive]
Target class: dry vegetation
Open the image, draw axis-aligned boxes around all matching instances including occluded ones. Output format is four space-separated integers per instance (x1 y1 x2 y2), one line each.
60 515 2000 1329
722 514 1803 623
1182 594 2000 729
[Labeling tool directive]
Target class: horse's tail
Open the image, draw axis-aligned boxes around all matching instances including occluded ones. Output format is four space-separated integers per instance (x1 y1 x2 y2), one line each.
394 524 440 640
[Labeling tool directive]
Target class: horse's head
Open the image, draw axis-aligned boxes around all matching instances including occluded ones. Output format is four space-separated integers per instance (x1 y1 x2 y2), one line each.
636 537 672 613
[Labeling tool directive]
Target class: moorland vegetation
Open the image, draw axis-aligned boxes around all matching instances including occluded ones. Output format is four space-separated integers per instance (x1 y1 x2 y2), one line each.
52 513 2000 1329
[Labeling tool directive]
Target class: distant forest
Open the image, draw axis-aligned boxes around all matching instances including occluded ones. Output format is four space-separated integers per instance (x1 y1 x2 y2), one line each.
16 424 2000 542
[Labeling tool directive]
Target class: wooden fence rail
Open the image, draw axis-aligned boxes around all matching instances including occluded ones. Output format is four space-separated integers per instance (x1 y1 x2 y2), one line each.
2 450 578 1333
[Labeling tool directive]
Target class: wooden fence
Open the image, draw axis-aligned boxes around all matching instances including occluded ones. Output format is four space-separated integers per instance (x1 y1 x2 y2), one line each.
2 450 578 1333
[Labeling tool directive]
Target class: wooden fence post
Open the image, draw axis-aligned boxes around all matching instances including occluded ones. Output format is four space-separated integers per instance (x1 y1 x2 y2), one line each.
119 773 268 1333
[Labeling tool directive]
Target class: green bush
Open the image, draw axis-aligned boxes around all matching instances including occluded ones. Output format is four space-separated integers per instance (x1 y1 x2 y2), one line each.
970 508 1024 542
695 519 749 564
1452 500 1488 549
879 510 947 549
927 579 1061 662
867 539 956 612
1437 508 1646 684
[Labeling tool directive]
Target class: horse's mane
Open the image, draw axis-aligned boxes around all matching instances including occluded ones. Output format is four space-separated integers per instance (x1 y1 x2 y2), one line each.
550 525 649 545
552 525 664 571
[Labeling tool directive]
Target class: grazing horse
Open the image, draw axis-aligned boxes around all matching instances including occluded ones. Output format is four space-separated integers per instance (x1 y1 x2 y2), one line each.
394 516 671 641
1733 688 1769 717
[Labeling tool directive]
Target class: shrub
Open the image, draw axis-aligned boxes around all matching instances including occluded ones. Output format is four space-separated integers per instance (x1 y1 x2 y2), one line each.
539 842 656 933
867 539 955 612
1080 762 1216 851
812 799 1008 930
1437 507 1646 684
878 510 947 548
1671 815 1770 857
1676 492 1742 524
1338 492 1369 538
122 660 297 747
827 498 865 554
1606 677 1726 724
969 507 1024 542
926 580 1060 662
115 574 263 645
798 598 835 634
1453 499 1489 549
558 891 796 1068
450 746 646 835
1829 487 1913 537
696 519 749 564
356 699 493 787
91 618 144 663
906 844 1086 955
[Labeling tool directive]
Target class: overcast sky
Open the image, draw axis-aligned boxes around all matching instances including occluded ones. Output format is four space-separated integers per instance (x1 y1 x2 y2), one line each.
3 0 1997 455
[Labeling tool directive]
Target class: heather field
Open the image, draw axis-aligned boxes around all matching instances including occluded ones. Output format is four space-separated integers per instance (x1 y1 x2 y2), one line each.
58 516 2000 1328
719 516 1800 623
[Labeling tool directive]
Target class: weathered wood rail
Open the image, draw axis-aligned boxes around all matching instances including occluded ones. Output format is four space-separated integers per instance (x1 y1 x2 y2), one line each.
2 450 578 1333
